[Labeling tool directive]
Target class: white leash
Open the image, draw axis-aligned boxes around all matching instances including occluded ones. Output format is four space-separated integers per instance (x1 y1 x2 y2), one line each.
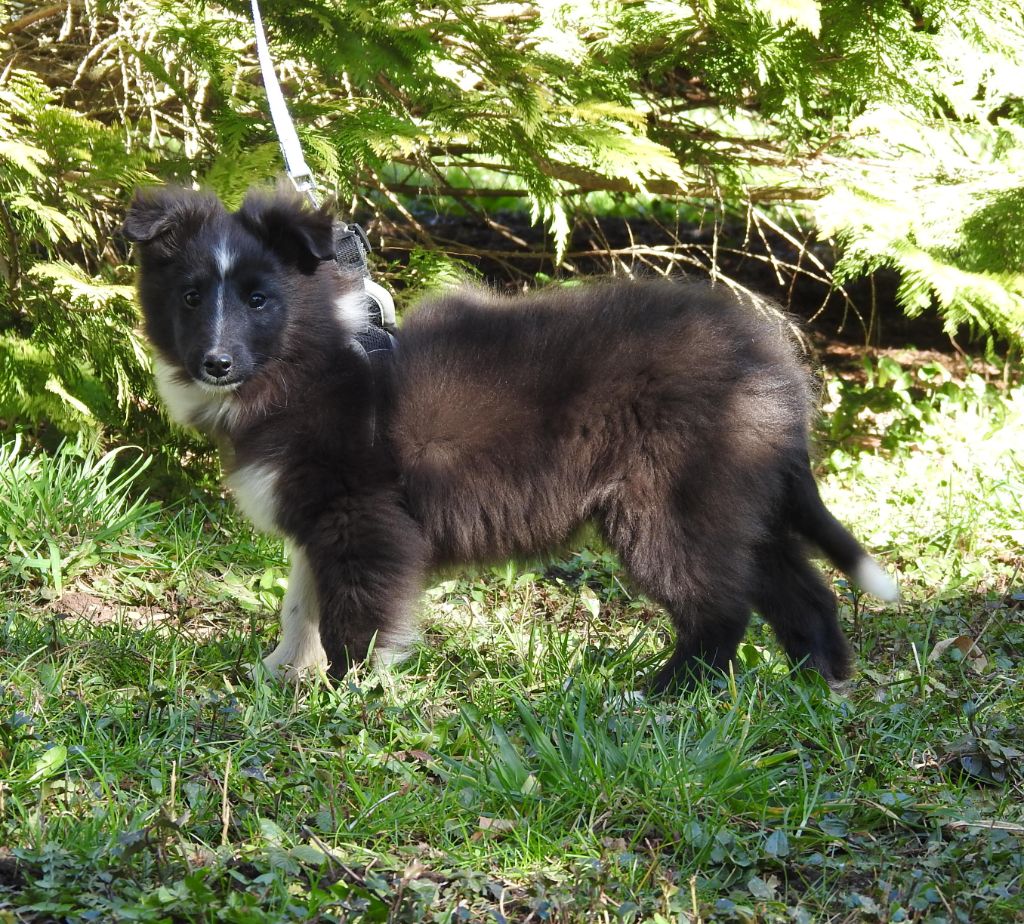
250 0 319 206
249 0 395 326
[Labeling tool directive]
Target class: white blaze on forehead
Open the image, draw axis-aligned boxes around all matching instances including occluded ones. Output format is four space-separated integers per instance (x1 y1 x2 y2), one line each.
214 237 236 278
212 235 236 343
212 288 225 342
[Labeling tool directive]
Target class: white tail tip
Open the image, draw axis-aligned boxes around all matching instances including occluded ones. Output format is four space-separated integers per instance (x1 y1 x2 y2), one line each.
853 557 899 602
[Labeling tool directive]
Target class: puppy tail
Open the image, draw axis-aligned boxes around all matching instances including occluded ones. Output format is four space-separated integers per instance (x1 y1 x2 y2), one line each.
788 456 899 602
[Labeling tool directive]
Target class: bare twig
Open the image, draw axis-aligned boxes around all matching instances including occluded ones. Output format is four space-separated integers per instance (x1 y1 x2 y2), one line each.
2 1 83 36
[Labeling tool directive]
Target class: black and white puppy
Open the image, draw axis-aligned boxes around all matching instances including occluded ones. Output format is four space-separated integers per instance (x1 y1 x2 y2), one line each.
123 186 897 691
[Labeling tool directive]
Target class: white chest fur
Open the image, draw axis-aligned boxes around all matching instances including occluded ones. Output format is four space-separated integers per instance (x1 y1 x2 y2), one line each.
152 356 239 431
224 462 281 535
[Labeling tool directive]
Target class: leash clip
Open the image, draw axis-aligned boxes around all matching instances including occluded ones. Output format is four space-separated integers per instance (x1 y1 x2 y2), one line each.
288 170 320 208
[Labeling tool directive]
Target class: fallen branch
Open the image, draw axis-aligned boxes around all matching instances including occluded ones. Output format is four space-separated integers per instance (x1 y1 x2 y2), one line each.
2 1 83 35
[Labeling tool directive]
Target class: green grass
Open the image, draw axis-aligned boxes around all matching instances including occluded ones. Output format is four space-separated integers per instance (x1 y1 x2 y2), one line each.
1 363 1022 923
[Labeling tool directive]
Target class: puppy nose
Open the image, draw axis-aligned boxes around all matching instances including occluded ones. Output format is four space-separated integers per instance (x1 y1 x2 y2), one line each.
203 352 233 378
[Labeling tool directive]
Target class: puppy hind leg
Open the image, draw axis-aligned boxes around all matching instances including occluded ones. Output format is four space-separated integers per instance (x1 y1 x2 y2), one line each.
649 600 752 693
754 536 852 682
601 502 753 693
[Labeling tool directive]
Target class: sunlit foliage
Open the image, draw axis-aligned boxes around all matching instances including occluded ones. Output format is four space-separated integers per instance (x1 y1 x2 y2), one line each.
2 0 1023 442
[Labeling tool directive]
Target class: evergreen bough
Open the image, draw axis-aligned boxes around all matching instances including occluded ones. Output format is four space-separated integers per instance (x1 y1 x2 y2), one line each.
1 0 1023 447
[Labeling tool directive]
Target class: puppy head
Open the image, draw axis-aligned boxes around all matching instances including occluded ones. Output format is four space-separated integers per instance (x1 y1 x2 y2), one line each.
124 186 340 391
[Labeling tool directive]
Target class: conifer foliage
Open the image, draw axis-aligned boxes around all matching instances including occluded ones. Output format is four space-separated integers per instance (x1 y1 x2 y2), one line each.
1 0 1023 443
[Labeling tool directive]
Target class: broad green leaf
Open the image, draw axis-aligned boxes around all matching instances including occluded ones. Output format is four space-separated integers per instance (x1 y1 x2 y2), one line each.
27 744 67 783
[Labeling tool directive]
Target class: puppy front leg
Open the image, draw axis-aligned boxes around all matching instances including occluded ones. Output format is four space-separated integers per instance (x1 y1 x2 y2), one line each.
261 546 327 680
304 496 428 678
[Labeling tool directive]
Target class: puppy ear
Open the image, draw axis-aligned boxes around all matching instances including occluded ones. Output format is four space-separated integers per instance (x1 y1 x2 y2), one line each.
122 187 222 247
235 189 336 271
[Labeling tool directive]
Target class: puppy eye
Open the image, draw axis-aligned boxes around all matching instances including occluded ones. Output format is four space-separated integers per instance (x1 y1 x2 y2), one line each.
183 290 201 308
248 292 267 310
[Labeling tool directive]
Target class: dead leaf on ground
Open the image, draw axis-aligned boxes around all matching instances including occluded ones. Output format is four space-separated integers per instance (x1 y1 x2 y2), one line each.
927 635 988 673
48 592 222 638
471 816 517 841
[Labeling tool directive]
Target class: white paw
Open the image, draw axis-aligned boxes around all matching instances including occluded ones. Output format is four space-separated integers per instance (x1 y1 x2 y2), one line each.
257 642 328 682
371 621 420 668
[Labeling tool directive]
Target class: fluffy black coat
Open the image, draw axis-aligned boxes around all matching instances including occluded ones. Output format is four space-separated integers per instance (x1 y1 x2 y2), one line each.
124 187 896 691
